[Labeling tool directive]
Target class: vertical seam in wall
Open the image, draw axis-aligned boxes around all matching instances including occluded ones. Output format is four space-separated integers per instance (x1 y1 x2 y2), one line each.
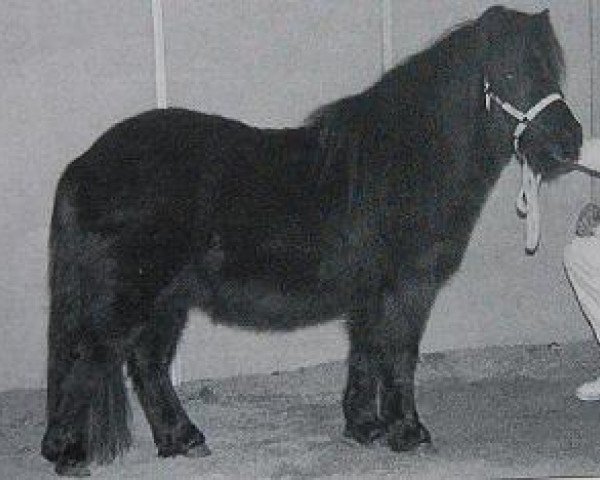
153 0 181 385
153 0 167 109
589 0 598 202
381 0 393 73
590 0 595 138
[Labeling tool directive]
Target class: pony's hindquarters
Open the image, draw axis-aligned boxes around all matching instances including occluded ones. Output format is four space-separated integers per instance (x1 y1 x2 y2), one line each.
42 172 132 475
41 123 217 472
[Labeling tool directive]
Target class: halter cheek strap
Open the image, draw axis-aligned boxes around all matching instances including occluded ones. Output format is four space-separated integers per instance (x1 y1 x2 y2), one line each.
484 79 564 254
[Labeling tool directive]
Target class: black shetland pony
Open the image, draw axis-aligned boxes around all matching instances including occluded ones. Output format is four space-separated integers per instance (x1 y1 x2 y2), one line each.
42 6 582 476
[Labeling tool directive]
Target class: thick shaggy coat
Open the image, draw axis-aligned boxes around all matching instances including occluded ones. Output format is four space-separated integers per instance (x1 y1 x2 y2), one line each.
42 6 582 476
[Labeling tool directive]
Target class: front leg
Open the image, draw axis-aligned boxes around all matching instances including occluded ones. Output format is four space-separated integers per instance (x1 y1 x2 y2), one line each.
377 288 432 452
343 292 386 444
343 344 386 444
379 347 431 451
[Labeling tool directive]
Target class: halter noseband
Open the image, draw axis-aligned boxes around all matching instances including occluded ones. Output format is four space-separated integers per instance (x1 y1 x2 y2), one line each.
484 78 564 254
484 79 564 154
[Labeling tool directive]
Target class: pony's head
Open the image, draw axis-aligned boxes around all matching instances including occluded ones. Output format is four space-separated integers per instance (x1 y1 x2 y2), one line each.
478 6 582 179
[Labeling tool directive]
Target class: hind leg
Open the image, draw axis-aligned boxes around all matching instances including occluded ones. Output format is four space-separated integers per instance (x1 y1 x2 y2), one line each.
343 292 387 444
377 285 431 452
128 295 210 458
44 335 72 457
42 249 133 475
42 339 129 476
42 354 94 476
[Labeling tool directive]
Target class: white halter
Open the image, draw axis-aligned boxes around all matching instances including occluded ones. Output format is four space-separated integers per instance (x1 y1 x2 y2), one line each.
484 79 565 254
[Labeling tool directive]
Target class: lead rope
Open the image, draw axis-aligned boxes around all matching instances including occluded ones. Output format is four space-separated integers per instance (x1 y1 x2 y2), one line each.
515 155 542 254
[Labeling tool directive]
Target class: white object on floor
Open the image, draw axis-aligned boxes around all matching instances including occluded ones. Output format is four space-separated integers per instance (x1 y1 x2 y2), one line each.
575 376 600 401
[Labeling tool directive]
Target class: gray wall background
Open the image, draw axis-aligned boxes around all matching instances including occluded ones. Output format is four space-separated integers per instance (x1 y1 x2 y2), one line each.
0 0 597 391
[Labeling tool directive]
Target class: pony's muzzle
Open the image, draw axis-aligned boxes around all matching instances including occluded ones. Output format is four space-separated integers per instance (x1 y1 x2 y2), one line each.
520 102 582 175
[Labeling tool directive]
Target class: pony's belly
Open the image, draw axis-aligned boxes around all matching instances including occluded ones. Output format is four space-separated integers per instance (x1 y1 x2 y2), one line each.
187 241 347 330
207 275 346 330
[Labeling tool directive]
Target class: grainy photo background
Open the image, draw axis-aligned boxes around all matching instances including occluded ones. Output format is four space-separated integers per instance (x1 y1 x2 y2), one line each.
1 1 600 478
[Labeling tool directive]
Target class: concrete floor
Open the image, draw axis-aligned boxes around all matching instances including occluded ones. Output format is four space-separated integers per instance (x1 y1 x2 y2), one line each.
3 341 600 479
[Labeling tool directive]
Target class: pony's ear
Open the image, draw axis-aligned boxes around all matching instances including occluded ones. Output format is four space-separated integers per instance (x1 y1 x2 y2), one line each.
537 8 550 19
478 5 509 31
476 6 510 47
529 8 551 37
532 8 550 24
476 5 509 63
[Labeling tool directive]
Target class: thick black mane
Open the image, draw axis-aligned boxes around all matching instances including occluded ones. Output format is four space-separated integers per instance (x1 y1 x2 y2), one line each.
307 15 484 221
302 7 566 267
309 5 565 173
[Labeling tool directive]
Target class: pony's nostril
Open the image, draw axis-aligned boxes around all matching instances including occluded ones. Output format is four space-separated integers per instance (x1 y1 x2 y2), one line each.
555 123 583 162
557 144 578 163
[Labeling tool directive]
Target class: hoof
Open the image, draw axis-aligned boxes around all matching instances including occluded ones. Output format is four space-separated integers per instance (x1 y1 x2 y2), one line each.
41 425 68 463
41 437 60 463
343 421 386 445
418 424 432 445
184 442 212 458
55 458 91 477
157 424 209 458
43 427 90 476
387 420 431 452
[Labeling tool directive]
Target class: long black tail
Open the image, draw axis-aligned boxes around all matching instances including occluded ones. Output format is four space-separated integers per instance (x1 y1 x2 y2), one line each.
44 171 131 464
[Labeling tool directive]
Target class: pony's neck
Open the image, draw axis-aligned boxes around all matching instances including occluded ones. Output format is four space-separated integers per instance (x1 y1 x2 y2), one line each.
411 58 514 242
431 47 511 185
